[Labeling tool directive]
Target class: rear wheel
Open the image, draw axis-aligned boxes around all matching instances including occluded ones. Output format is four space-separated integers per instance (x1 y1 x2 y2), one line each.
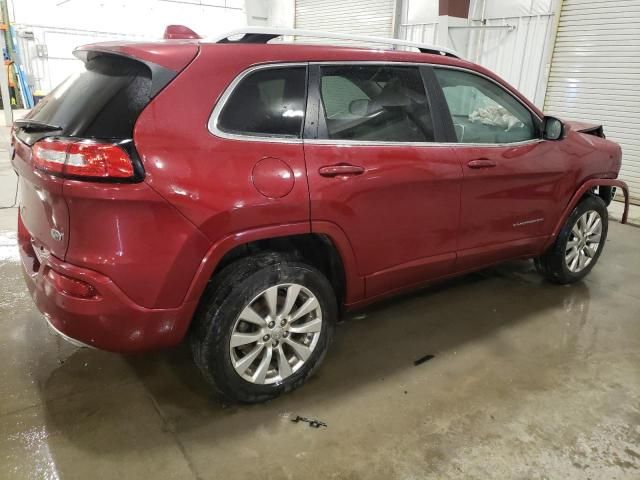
191 252 336 403
598 186 615 206
535 195 608 284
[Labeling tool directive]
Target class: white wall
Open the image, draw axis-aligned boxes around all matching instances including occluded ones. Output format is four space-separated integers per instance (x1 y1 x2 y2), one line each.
245 0 294 27
471 0 553 18
398 0 559 107
9 0 245 38
9 0 247 93
398 0 438 44
466 0 559 106
404 0 438 24
398 0 471 60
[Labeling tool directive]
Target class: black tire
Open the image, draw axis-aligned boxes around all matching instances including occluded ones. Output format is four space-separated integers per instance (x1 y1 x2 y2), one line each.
598 186 615 206
190 252 336 403
535 195 608 284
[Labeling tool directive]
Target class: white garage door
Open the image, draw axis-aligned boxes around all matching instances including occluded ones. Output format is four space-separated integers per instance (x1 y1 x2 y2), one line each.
295 0 396 40
544 0 640 203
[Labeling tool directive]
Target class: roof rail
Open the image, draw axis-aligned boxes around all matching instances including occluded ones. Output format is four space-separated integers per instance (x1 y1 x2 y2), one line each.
207 27 460 58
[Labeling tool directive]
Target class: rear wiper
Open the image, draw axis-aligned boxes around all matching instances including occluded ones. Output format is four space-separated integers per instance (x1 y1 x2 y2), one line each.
14 119 63 132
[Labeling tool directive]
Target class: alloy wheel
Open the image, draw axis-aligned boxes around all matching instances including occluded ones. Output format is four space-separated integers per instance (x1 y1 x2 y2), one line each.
565 210 602 273
229 283 323 385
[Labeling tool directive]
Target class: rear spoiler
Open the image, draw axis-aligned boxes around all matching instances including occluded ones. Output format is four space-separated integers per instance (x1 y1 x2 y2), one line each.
164 25 201 40
73 41 199 73
72 42 199 98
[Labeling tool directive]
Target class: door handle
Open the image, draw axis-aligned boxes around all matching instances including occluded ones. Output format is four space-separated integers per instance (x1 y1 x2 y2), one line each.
467 159 497 169
318 164 365 177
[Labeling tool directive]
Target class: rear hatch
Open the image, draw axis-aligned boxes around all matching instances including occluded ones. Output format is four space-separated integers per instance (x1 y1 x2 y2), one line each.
12 42 198 261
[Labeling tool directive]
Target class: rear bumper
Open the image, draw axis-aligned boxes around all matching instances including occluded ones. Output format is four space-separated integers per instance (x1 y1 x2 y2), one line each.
18 217 198 353
44 313 95 349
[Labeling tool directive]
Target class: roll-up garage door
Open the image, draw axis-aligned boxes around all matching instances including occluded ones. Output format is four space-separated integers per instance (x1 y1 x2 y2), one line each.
295 0 396 39
544 0 640 203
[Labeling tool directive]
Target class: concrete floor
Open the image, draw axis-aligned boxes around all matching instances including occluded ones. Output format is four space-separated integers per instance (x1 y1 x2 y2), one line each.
1 131 640 479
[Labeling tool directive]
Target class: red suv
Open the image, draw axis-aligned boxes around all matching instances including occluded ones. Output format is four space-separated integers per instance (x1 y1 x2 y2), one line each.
12 27 629 403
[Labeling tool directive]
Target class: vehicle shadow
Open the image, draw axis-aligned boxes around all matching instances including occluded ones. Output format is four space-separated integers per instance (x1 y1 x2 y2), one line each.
39 259 592 452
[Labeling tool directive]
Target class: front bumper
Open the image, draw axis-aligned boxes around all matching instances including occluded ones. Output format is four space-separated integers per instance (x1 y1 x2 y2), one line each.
18 216 198 353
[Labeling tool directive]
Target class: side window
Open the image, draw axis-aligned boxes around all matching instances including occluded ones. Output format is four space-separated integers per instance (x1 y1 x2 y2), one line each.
434 68 538 144
217 67 306 138
319 65 434 142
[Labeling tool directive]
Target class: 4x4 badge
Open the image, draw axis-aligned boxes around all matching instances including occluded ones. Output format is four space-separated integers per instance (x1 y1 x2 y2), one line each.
50 228 64 242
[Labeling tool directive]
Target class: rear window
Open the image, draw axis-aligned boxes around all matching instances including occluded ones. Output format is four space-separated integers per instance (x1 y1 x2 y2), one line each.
26 54 152 139
216 67 307 138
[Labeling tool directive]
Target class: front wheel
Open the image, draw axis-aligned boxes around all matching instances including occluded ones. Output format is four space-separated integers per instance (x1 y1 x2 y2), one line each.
535 195 608 284
191 252 336 403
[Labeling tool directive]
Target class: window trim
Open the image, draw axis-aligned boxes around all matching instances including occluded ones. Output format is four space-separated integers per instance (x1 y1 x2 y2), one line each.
208 62 308 143
208 60 544 148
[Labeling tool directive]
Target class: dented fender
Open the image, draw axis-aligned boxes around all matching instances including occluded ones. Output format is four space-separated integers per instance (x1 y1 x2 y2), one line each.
544 178 629 251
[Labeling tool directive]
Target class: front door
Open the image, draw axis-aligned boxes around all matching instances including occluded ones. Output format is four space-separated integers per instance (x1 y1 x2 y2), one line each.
431 67 567 271
304 64 462 299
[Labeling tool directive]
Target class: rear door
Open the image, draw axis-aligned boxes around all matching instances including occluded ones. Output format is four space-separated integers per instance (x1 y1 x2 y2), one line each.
431 67 566 271
304 63 462 299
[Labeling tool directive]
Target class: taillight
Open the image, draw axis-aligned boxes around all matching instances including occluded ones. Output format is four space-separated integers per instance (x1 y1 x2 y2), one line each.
32 138 134 179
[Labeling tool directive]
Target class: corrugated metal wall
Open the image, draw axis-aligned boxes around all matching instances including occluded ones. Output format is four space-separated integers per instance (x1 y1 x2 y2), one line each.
295 0 396 44
544 0 640 203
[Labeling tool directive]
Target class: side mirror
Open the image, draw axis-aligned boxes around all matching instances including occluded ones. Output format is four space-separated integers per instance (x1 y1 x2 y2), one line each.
543 116 564 140
348 99 370 116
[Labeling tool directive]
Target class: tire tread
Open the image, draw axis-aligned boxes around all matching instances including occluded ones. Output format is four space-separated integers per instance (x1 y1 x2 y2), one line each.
535 194 608 284
190 252 335 403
